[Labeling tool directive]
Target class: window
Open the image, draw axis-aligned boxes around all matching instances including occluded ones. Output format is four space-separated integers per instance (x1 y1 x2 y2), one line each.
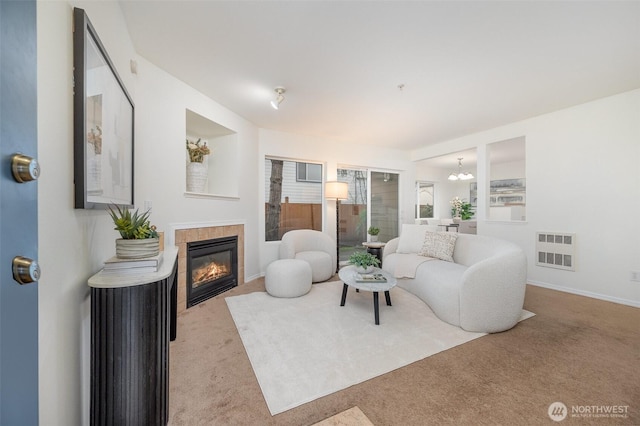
265 158 323 241
416 182 434 218
370 171 399 243
296 162 322 182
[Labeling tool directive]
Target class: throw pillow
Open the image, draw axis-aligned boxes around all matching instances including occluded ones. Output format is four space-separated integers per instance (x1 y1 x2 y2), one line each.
396 224 438 253
419 231 458 262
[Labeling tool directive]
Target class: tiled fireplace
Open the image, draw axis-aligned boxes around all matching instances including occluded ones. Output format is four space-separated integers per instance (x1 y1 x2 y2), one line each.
175 224 244 314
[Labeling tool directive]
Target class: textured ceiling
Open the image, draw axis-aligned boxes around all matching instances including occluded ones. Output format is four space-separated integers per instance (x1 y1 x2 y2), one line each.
120 1 640 152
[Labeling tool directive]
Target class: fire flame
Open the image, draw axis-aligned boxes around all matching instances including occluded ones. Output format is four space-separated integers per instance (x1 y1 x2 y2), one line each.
192 261 230 287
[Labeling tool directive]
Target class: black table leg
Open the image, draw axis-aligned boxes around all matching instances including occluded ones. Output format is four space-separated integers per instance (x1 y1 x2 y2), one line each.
384 290 392 306
373 291 380 325
340 283 348 306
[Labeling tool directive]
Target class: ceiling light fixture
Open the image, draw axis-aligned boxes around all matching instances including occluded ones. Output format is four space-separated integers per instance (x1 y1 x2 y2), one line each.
270 87 286 110
448 157 474 181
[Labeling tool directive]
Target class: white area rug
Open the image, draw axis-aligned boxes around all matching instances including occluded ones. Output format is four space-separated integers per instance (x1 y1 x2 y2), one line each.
225 280 534 415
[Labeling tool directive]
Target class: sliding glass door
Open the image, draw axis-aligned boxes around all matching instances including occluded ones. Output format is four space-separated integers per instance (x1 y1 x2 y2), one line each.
336 169 367 263
370 171 399 244
336 168 399 264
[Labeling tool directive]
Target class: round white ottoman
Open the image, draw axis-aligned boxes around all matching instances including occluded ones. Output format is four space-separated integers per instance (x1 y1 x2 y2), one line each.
265 259 312 298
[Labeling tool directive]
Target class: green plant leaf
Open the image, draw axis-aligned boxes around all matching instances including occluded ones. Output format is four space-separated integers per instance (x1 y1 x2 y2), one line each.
108 204 158 239
348 251 380 268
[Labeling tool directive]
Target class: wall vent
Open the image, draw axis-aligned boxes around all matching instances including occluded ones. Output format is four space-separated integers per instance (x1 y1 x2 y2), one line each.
536 232 576 271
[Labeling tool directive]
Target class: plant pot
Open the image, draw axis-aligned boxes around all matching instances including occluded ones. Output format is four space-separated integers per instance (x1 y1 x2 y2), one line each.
369 235 378 242
452 217 461 224
116 238 160 259
355 265 375 274
186 161 208 193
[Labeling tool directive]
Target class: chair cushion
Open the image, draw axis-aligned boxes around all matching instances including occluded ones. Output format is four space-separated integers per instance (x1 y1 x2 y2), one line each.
279 230 337 275
295 251 333 282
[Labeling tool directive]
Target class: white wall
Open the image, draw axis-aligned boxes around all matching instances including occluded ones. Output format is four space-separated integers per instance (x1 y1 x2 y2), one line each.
38 3 136 424
208 134 239 196
133 55 259 246
490 159 525 180
258 129 414 271
412 89 640 306
37 2 260 424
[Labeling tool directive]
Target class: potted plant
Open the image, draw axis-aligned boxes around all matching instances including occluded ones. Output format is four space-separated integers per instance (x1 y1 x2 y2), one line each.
108 204 160 259
450 197 474 222
348 251 381 274
367 226 380 242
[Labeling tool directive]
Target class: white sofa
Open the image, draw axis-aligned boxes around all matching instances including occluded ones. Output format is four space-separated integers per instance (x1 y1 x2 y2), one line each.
382 225 527 333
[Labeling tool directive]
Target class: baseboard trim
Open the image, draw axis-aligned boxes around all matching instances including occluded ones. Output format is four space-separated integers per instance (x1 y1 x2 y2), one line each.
244 273 262 283
527 280 640 308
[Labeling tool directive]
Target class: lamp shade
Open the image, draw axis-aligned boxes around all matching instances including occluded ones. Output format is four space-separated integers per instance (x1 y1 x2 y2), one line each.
325 181 348 200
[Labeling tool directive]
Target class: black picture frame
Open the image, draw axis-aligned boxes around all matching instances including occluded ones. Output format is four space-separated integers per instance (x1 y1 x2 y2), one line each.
73 7 134 209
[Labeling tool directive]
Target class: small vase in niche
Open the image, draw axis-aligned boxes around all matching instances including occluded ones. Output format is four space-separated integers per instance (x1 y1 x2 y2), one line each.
186 161 208 192
185 138 211 192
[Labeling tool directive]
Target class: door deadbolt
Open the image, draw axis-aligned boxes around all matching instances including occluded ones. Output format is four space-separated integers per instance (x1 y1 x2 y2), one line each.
11 153 40 183
12 256 41 285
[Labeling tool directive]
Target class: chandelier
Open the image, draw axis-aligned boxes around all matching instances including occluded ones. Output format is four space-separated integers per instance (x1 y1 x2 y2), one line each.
448 158 474 181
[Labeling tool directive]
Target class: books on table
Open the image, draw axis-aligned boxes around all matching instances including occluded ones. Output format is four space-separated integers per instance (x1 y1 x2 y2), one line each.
102 251 164 274
355 272 387 283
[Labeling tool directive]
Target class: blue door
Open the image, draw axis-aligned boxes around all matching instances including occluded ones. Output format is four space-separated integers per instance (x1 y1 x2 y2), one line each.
0 0 39 424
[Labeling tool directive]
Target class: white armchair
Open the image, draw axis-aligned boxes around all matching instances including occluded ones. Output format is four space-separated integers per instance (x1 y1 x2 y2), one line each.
279 230 336 282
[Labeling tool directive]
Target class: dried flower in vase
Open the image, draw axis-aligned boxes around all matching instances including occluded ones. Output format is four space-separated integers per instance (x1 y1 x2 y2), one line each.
186 138 211 163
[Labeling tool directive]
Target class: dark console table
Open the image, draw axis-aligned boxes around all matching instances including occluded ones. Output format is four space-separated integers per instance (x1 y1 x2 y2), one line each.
88 247 178 426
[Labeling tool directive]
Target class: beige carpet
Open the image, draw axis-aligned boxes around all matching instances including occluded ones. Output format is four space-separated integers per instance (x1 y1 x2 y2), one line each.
312 406 374 426
225 280 533 415
168 278 640 425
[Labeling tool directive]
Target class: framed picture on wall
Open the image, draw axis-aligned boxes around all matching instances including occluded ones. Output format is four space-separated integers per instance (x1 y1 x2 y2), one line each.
470 179 526 207
490 178 526 206
73 7 134 209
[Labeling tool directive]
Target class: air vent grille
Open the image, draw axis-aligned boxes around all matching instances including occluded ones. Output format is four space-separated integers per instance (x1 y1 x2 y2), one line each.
536 232 576 271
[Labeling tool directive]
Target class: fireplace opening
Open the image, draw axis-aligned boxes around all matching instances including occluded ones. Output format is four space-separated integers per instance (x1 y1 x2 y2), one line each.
187 236 238 308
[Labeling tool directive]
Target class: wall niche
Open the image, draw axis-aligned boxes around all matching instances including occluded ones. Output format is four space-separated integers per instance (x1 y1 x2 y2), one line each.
185 109 238 198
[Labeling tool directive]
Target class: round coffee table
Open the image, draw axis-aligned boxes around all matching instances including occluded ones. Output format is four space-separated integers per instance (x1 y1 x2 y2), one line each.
338 265 397 325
